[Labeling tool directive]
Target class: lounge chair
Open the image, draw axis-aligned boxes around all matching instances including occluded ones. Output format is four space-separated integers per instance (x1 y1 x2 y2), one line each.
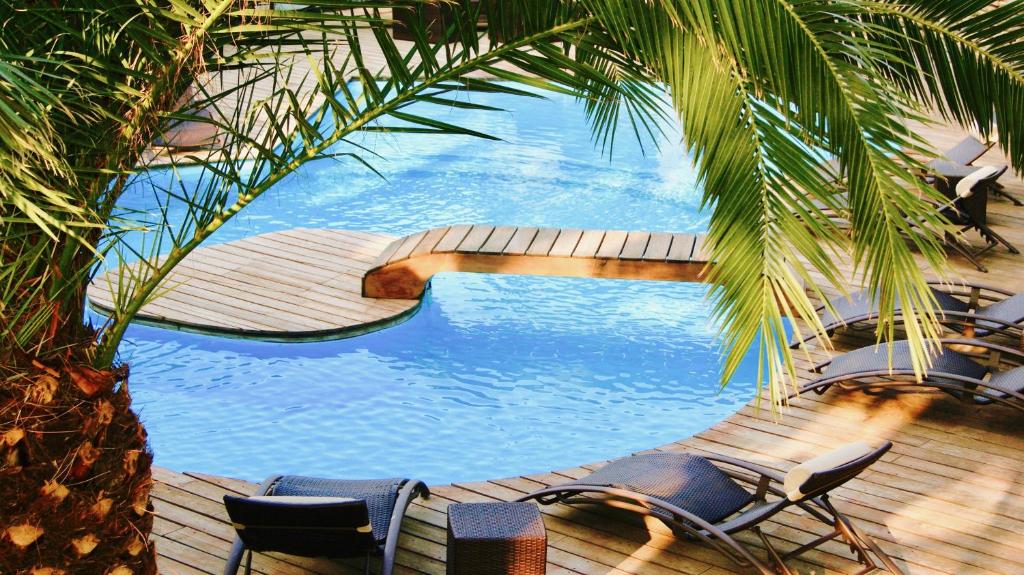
517 443 903 575
153 85 222 151
811 136 1013 220
223 475 429 575
153 106 221 150
798 339 1024 413
791 280 1024 348
931 165 1018 271
820 135 994 184
924 136 1021 206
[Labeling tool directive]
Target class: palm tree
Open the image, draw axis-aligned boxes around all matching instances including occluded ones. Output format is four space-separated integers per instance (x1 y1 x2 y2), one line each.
1 0 1021 572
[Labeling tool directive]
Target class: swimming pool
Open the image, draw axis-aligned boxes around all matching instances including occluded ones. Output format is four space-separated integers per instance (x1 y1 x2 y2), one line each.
109 87 762 485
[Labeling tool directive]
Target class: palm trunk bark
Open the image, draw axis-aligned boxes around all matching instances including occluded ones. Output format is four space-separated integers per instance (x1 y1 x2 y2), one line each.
0 356 157 573
1 229 157 573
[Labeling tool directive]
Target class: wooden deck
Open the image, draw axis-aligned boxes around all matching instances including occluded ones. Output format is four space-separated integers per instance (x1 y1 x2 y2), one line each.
87 229 419 339
363 226 711 299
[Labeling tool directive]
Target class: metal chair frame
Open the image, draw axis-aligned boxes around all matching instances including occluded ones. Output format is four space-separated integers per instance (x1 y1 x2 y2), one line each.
799 339 1024 413
517 445 903 574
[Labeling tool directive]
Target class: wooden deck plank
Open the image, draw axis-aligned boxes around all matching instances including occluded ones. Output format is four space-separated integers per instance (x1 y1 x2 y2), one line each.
666 233 697 262
643 232 673 261
692 234 710 262
572 230 606 258
411 227 450 257
595 230 628 259
432 225 473 253
455 224 495 253
478 225 518 254
525 227 560 256
619 231 651 260
548 228 583 257
388 230 429 264
503 227 539 255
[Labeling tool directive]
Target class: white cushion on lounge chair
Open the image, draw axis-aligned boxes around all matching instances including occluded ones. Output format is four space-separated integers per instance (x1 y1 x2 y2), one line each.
955 165 1003 199
784 442 874 501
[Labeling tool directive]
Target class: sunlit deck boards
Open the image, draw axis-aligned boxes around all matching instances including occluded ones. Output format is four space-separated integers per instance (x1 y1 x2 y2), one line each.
362 226 711 299
87 229 420 340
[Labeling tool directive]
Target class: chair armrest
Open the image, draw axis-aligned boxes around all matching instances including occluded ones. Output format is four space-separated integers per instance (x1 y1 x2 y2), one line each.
940 338 1024 360
381 479 429 575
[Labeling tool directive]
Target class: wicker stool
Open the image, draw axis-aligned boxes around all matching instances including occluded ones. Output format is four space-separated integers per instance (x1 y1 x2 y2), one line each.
446 501 547 575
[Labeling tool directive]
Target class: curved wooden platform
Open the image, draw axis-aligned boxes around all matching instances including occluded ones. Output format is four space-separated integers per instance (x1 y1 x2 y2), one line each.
363 225 711 299
87 229 420 340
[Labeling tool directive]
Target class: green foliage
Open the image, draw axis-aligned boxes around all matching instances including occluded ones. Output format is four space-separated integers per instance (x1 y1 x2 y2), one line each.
3 1 1023 405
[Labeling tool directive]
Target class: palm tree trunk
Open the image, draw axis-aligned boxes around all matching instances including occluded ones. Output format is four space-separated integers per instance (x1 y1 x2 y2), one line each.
1 230 157 573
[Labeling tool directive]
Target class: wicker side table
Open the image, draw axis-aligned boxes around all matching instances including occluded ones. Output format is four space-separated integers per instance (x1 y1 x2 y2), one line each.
446 501 547 575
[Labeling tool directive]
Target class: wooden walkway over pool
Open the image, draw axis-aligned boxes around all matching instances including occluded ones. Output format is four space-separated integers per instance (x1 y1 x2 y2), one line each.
88 226 711 337
364 225 710 299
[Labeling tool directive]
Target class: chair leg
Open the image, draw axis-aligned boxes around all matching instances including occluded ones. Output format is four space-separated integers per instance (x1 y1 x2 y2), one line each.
944 231 988 272
991 183 1024 206
975 223 1020 254
223 539 247 575
753 527 794 575
840 514 907 575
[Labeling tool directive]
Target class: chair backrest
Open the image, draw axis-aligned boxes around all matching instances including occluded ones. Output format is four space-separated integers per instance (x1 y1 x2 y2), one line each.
223 494 378 557
783 441 891 502
944 136 991 165
955 165 1005 199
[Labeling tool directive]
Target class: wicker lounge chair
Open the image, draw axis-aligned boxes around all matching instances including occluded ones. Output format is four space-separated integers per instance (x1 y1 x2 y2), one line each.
798 339 1024 413
153 85 222 150
518 444 903 575
223 475 429 575
927 164 1017 271
812 136 1012 220
924 135 1021 206
819 135 995 184
791 281 1024 348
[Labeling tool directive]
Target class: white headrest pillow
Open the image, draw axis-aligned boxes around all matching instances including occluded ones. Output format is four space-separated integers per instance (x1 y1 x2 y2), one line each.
955 165 1003 199
783 442 875 502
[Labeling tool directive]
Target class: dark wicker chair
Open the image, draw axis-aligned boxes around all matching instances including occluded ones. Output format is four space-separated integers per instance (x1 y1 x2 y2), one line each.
924 135 1020 206
797 339 1024 413
223 475 429 575
518 444 903 575
790 280 1024 349
933 165 1018 270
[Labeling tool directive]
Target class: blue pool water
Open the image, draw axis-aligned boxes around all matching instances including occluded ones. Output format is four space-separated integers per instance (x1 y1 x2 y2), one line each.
109 88 761 484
